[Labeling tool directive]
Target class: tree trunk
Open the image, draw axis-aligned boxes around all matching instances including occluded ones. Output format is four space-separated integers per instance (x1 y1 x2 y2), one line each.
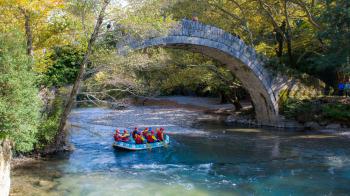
52 0 110 152
258 0 287 59
24 13 33 57
227 91 243 111
283 0 296 67
219 91 227 104
285 32 295 67
275 20 285 58
231 97 243 111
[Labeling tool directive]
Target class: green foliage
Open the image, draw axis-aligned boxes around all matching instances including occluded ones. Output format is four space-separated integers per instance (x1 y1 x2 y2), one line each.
129 49 239 97
282 98 350 125
0 30 41 152
36 95 64 149
282 99 318 122
322 104 350 122
160 65 227 96
296 0 350 86
162 0 349 88
40 45 83 87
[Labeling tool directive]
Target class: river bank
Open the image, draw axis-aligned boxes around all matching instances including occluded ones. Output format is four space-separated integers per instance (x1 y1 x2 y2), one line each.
131 96 350 132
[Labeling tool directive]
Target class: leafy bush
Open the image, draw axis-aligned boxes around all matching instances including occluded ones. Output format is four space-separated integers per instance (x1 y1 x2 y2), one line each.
40 45 83 87
322 104 350 122
282 97 350 125
0 31 41 152
36 94 64 149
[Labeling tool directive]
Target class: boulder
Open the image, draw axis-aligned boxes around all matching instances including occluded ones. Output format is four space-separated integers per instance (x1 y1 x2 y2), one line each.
38 180 50 187
325 123 341 130
36 180 55 189
319 121 328 126
304 121 321 130
280 120 304 130
225 115 238 124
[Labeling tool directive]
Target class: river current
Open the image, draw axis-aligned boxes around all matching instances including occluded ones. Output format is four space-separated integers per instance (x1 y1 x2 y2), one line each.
11 106 350 195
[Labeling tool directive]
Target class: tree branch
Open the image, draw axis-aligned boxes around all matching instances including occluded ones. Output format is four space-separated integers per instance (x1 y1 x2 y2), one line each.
289 0 322 30
209 2 254 45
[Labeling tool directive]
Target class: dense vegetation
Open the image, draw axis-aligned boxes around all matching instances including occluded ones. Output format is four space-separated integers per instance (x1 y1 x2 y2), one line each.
0 32 41 152
39 46 84 88
282 97 350 126
0 0 349 152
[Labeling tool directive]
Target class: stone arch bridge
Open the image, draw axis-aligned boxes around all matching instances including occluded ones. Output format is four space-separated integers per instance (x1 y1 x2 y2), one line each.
117 20 292 126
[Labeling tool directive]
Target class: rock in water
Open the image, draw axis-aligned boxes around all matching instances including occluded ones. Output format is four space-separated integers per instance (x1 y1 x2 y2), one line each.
325 124 341 130
304 121 321 130
0 139 12 196
37 180 55 189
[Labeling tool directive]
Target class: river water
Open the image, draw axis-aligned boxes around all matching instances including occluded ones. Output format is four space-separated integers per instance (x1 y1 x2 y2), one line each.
11 106 350 195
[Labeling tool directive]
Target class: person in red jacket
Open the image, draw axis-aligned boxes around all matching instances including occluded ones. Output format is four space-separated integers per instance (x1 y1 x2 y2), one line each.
157 128 164 141
151 130 157 141
114 129 122 141
146 131 156 143
121 130 130 142
142 128 149 140
135 134 143 144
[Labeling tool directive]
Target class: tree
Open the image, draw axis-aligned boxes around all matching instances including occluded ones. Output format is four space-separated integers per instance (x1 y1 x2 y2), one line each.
52 0 111 152
307 0 350 86
0 31 41 152
0 0 65 57
39 45 84 87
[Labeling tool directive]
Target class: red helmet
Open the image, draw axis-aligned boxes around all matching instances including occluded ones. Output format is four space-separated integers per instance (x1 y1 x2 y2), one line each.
115 129 120 133
160 128 164 131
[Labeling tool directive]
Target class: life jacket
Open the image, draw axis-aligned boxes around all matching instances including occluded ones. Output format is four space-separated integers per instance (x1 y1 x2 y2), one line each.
114 134 122 141
146 134 155 143
157 131 164 141
135 135 143 144
142 130 148 138
121 133 130 142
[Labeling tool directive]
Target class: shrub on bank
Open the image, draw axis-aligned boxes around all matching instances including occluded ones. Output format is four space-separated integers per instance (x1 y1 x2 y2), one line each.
0 31 64 153
36 95 64 150
282 97 350 126
0 31 41 152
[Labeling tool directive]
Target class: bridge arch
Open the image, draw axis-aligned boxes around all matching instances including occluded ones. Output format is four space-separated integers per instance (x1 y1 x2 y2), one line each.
118 20 279 125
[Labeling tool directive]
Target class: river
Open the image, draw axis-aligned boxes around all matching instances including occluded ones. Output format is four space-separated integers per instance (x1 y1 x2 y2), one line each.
11 106 350 195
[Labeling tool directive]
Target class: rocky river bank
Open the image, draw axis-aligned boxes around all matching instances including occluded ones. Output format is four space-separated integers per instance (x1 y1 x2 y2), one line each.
133 96 349 132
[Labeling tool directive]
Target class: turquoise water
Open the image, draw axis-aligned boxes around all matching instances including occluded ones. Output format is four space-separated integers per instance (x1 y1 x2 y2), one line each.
12 106 350 195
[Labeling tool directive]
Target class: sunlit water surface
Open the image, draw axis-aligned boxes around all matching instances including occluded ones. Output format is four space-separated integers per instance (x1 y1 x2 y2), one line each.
11 106 350 195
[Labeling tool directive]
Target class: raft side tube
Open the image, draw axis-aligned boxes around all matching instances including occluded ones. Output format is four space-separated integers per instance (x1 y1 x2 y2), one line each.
113 135 170 151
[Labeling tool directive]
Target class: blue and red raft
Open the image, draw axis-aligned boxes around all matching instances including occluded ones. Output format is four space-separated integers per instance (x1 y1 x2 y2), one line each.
112 127 170 151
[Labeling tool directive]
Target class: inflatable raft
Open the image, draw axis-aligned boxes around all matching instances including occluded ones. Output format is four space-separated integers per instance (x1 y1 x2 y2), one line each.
113 135 170 151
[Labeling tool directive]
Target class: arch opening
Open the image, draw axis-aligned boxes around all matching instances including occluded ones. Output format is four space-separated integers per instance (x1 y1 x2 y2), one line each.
117 20 279 125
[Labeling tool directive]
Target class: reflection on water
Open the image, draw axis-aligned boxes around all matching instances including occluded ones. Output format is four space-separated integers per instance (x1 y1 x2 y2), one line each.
11 107 350 195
